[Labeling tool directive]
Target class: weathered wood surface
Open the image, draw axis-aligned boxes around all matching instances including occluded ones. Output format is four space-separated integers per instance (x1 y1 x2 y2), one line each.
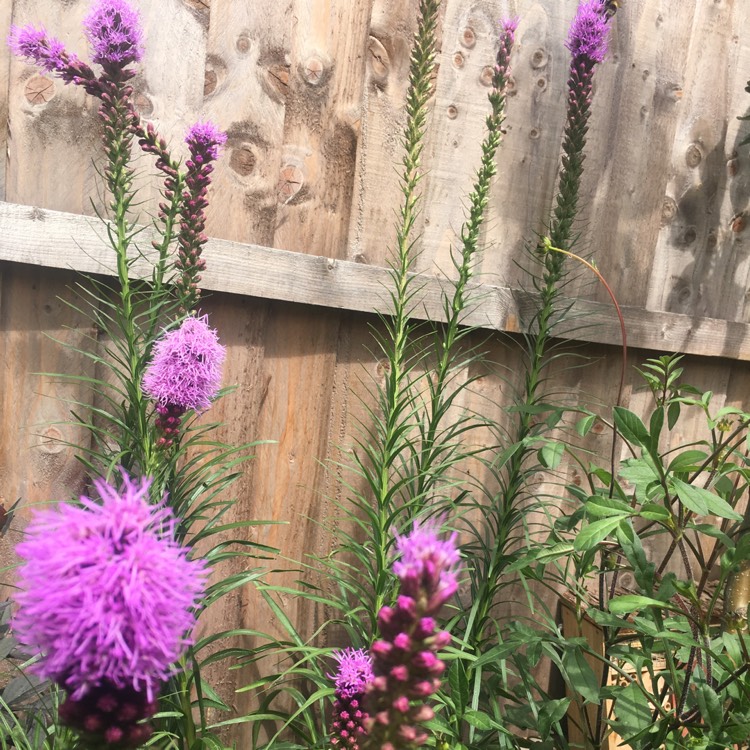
2 200 750 360
0 0 749 740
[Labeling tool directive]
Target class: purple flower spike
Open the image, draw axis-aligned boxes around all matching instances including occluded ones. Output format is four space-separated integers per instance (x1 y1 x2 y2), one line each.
366 520 459 749
330 649 373 750
566 0 609 65
13 471 206 705
186 121 228 163
143 314 225 441
83 0 144 69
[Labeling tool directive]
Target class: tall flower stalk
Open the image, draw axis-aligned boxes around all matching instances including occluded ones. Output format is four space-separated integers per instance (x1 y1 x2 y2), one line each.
8 3 269 748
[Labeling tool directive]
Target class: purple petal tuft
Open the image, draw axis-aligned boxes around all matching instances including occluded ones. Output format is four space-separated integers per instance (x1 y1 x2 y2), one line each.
9 25 69 73
143 314 226 412
83 0 144 68
566 0 609 64
186 121 228 162
13 471 206 701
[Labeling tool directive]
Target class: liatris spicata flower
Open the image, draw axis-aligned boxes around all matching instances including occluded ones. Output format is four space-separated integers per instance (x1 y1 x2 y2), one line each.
176 122 228 311
83 0 144 73
330 648 374 750
8 25 100 95
13 471 206 746
143 314 226 446
366 519 460 750
542 0 611 279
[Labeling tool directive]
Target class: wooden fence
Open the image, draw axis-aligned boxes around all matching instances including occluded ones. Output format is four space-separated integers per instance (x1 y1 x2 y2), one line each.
0 0 749 741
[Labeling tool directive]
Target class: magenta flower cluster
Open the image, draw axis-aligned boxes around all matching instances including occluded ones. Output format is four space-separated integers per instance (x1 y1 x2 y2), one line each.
330 648 374 750
366 519 460 749
566 0 609 65
13 472 206 743
143 314 226 414
83 0 144 69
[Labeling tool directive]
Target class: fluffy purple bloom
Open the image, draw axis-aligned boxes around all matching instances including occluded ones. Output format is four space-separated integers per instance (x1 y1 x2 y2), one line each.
143 314 226 413
566 0 609 64
500 16 519 35
393 518 461 609
13 472 206 702
83 0 144 68
331 649 373 750
332 648 374 700
186 121 228 163
9 25 68 73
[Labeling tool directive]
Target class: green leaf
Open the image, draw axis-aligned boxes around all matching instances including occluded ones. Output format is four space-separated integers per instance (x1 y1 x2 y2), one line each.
695 683 723 734
667 401 681 429
608 594 671 615
668 450 708 473
671 478 742 521
574 517 623 551
561 648 600 704
638 503 672 523
613 407 650 447
463 709 499 731
538 698 570 739
576 414 596 437
610 682 653 742
538 440 564 470
584 495 633 519
448 659 469 711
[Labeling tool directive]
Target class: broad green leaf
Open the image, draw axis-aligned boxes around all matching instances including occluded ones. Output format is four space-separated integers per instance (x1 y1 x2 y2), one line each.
613 407 650 447
671 478 742 521
668 449 708 474
574 517 623 551
561 648 599 704
695 683 722 734
538 698 570 739
638 503 672 523
576 414 597 437
538 440 564 469
609 595 672 615
610 682 652 742
463 709 499 731
585 495 633 519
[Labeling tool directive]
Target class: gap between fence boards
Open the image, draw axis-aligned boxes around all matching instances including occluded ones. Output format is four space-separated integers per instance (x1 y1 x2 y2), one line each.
0 200 747 361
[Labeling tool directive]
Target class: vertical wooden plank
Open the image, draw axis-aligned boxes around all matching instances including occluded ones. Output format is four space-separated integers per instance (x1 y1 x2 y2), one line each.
641 0 750 321
192 0 292 724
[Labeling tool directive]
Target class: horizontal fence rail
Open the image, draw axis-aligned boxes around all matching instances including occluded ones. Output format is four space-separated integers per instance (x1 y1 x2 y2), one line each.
0 200 747 360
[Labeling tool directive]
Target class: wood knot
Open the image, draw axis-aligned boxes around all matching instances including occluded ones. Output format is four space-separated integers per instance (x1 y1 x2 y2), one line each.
731 212 746 233
367 36 390 80
37 426 64 454
685 143 703 168
204 69 218 96
302 55 325 85
530 48 548 69
660 196 677 225
460 27 476 49
229 145 256 176
535 76 548 92
236 32 251 54
24 75 55 105
452 51 465 69
277 164 303 203
447 104 458 119
480 66 494 87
